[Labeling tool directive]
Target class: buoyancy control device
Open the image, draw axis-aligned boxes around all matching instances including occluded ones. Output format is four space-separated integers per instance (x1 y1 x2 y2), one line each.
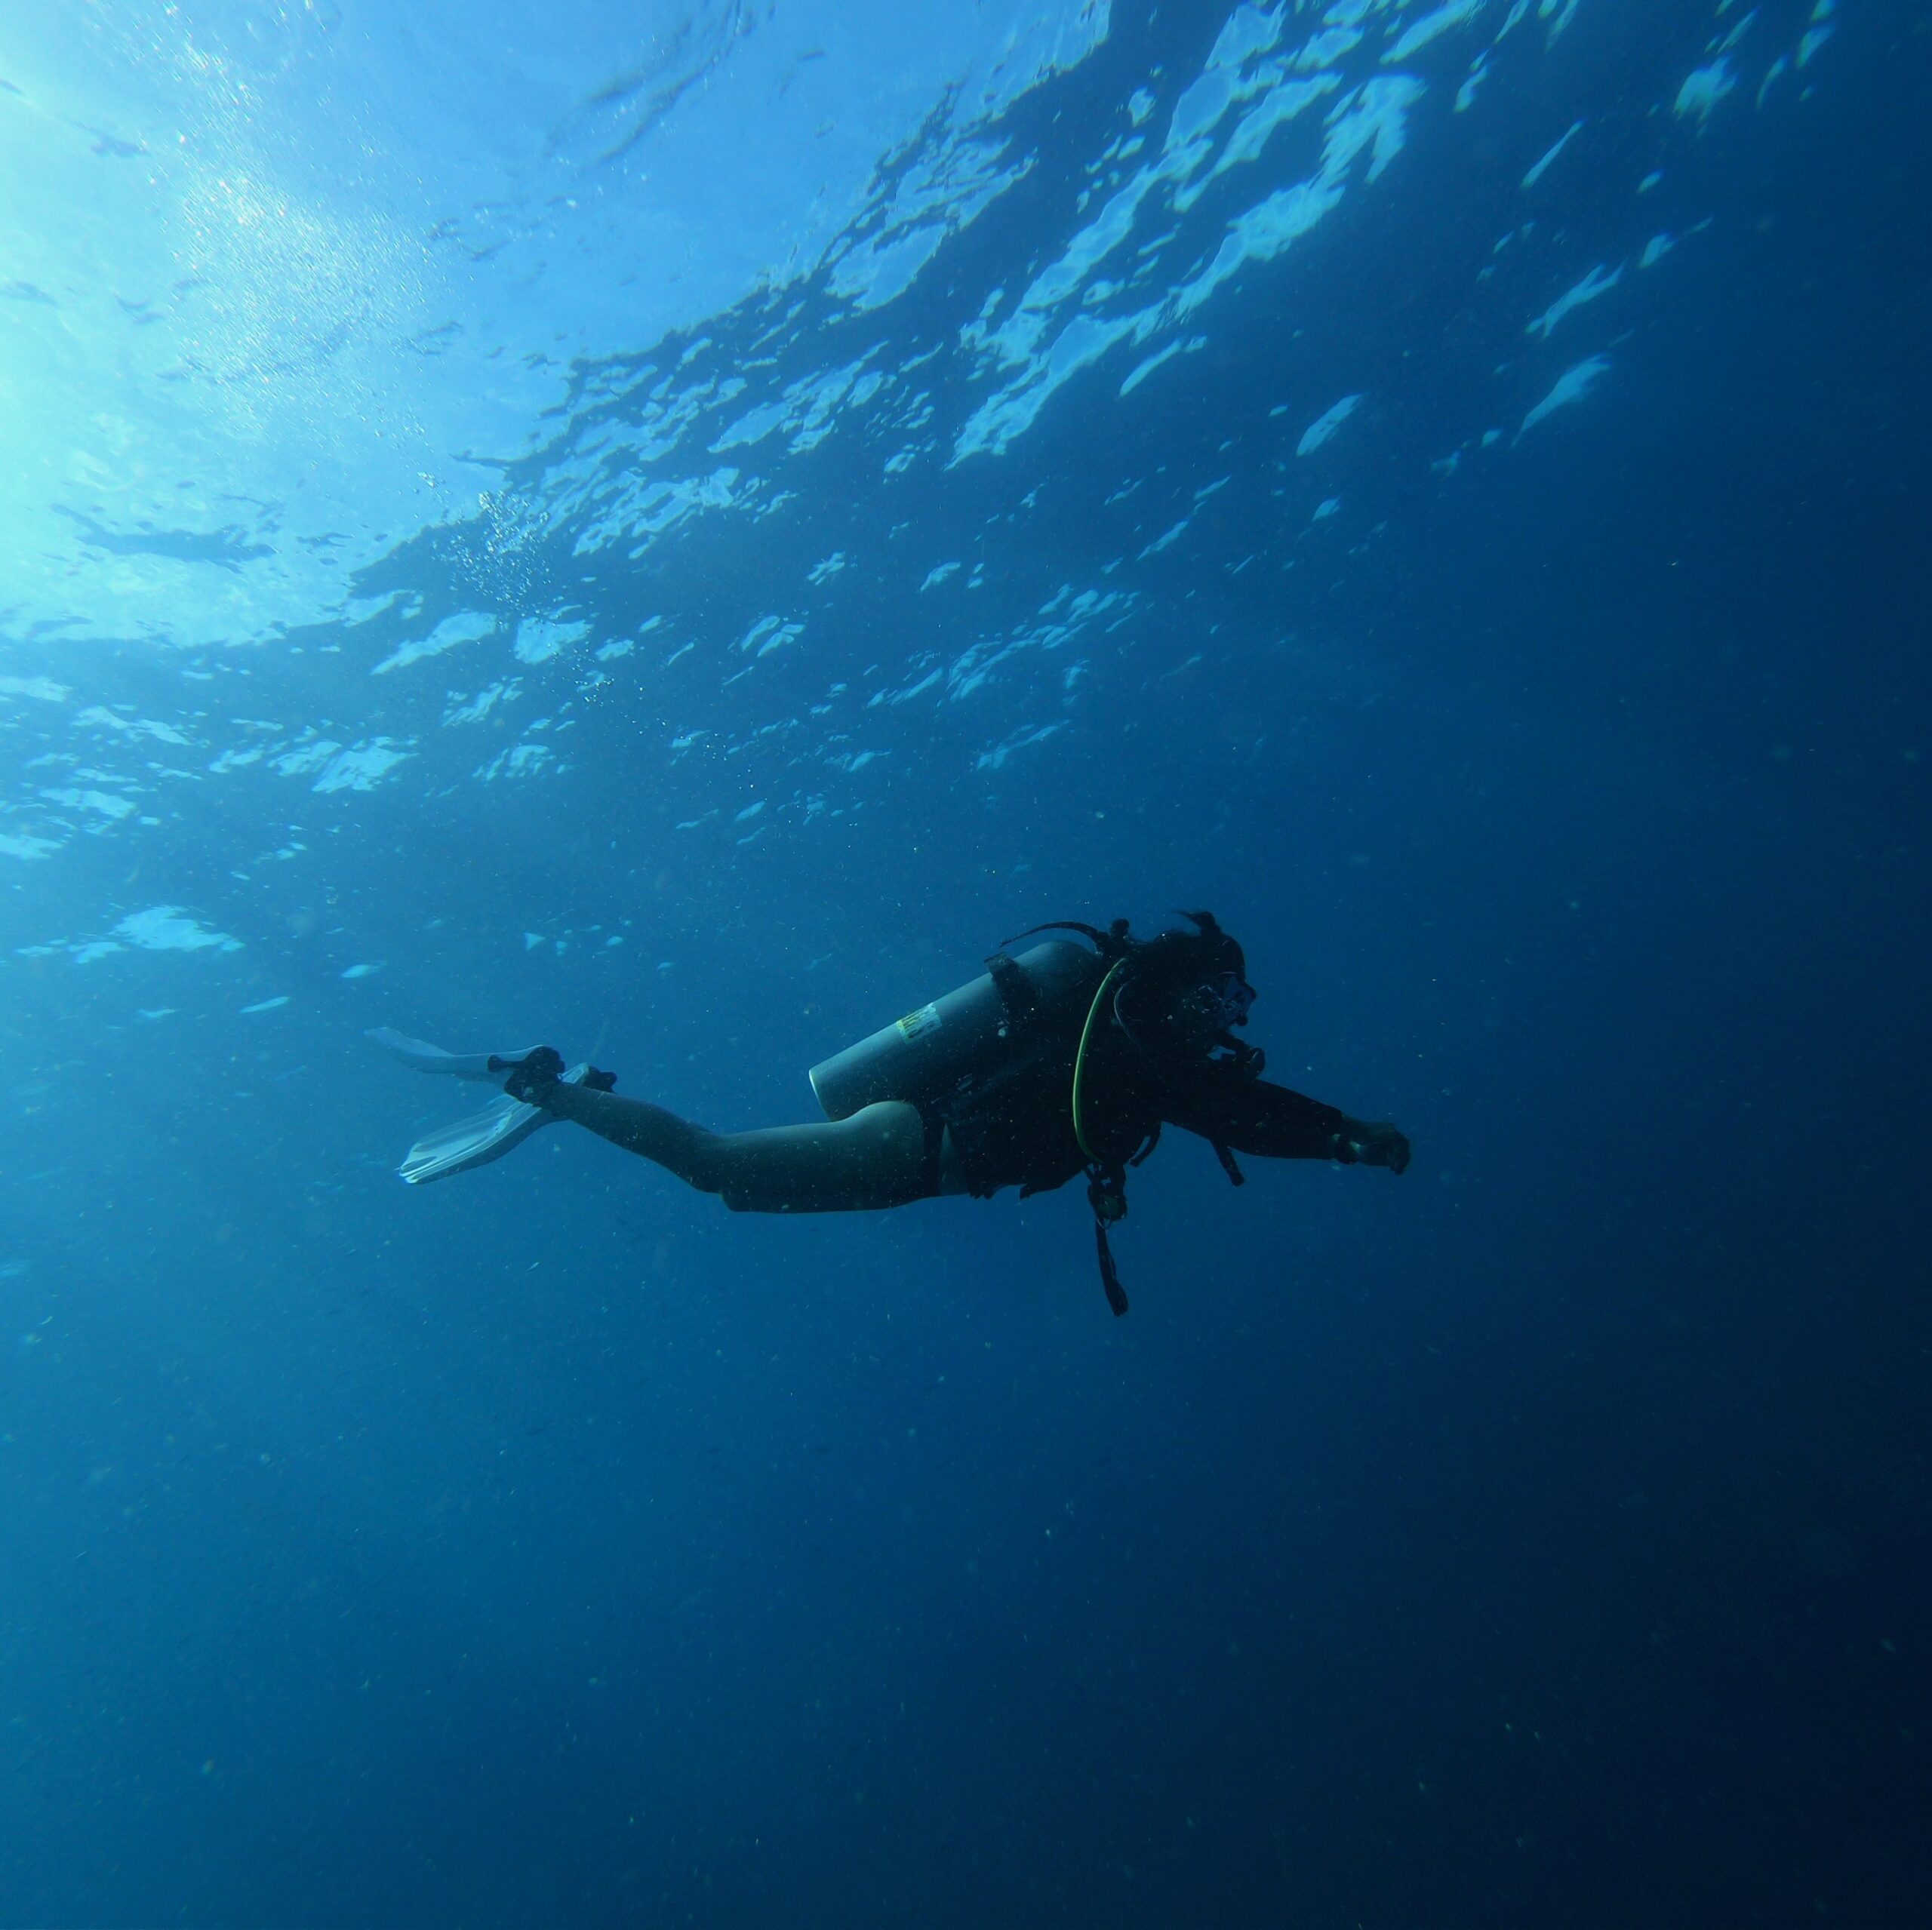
807 915 1255 1317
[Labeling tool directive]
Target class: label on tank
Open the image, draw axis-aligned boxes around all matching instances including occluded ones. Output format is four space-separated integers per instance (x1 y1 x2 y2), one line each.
896 1003 942 1040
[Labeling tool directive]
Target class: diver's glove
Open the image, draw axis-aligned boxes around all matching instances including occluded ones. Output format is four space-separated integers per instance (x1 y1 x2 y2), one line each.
491 1046 566 1105
1335 1120 1411 1174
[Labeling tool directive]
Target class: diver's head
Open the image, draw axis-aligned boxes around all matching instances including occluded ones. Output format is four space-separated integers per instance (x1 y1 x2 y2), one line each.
1172 967 1257 1043
1118 911 1258 1059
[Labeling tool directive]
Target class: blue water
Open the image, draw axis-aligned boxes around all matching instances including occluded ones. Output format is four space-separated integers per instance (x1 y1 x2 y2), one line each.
2 2 1927 1923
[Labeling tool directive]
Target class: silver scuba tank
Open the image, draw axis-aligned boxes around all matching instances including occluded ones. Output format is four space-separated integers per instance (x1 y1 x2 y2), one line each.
808 939 1101 1121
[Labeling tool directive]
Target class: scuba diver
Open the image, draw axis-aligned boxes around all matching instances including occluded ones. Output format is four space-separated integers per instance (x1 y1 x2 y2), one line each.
371 913 1409 1314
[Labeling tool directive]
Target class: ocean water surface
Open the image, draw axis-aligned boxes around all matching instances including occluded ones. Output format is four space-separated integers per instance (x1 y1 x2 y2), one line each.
2 1 1927 1924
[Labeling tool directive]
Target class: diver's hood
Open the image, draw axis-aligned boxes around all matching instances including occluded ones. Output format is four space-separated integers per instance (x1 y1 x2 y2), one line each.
1001 909 1259 1067
1119 909 1247 996
1003 908 1243 979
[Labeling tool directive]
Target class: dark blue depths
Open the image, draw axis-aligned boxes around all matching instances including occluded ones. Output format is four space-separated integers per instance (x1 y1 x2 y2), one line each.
1 3 1928 1926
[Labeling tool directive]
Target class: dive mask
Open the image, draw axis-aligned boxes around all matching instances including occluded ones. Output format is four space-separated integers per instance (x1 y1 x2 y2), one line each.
1181 970 1257 1032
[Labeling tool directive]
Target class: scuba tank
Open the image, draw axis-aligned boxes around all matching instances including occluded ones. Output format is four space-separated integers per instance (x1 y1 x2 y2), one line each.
808 940 1101 1121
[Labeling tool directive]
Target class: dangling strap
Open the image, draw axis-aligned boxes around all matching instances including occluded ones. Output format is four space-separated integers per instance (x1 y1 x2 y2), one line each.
1211 1140 1246 1188
1086 1163 1130 1317
1094 1221 1129 1317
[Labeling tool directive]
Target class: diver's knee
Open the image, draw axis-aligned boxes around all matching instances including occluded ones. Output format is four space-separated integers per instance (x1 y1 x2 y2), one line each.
848 1099 924 1155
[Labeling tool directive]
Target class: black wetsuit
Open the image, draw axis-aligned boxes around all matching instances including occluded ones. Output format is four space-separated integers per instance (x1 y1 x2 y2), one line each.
530 982 1386 1217
937 1006 1353 1199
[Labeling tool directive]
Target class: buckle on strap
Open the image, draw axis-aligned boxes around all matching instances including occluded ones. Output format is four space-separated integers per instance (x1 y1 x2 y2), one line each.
1085 1161 1128 1225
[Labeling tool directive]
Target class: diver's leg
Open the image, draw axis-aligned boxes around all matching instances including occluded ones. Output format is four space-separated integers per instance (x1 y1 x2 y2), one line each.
537 1083 937 1213
535 1083 728 1186
705 1105 936 1213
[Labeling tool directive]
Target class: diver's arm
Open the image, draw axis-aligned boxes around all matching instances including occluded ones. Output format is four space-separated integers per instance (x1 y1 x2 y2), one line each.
1162 1071 1411 1172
